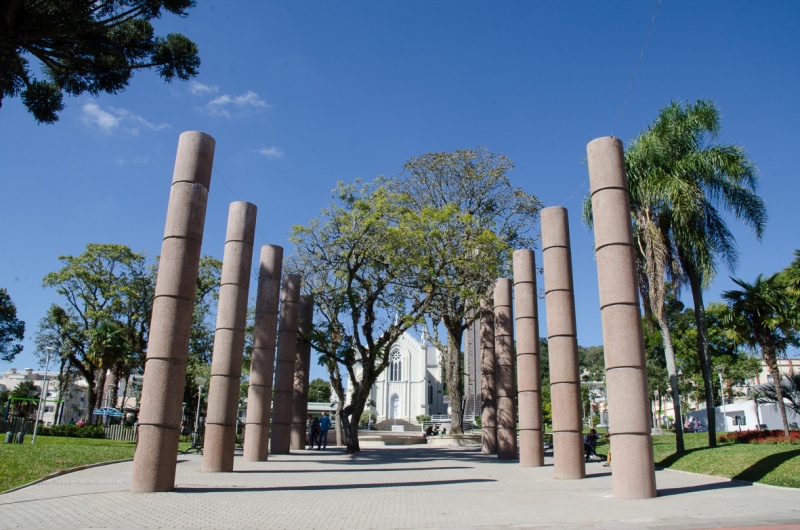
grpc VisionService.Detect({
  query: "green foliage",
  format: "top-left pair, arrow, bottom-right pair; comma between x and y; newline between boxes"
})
0,0 -> 200,123
719,430 -> 800,445
754,374 -> 800,417
9,381 -> 39,417
308,378 -> 331,402
289,179 -> 434,451
416,414 -> 431,422
39,424 -> 105,439
392,147 -> 541,434
0,288 -> 25,362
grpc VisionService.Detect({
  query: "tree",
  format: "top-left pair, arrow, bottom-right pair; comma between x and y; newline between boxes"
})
392,147 -> 541,434
722,274 -> 799,437
9,380 -> 39,418
289,180 -> 434,453
40,244 -> 154,421
754,373 -> 800,419
308,378 -> 331,403
608,100 -> 766,447
0,288 -> 25,361
1,0 -> 200,124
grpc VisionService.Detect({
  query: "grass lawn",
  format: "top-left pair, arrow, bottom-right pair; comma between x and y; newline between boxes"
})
651,432 -> 800,488
0,436 -> 137,492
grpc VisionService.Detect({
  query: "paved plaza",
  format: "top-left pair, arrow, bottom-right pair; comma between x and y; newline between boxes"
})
1,444 -> 799,529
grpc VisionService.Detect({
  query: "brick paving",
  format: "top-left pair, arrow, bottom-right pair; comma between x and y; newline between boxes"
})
1,445 -> 799,529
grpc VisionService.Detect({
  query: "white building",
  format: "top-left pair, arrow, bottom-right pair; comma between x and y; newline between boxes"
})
348,332 -> 447,422
0,367 -> 87,425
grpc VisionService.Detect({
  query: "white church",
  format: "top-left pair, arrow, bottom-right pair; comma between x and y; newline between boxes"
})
347,332 -> 448,422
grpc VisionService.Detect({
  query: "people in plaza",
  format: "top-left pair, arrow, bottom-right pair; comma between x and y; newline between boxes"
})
432,425 -> 440,436
584,428 -> 599,461
602,450 -> 611,467
308,416 -> 320,450
441,426 -> 447,435
425,425 -> 433,436
318,411 -> 331,449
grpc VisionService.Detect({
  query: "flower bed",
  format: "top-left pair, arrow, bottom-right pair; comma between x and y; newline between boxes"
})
718,430 -> 800,445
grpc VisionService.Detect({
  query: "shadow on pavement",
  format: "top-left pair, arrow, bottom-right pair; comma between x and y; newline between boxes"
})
233,465 -> 473,474
176,477 -> 496,494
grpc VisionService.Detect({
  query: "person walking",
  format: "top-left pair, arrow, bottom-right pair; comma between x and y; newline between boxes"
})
318,411 -> 331,449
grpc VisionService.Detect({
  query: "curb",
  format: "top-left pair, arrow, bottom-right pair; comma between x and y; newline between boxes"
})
1,458 -> 134,495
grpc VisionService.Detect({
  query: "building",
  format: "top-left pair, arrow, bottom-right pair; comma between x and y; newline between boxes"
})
349,331 -> 447,422
0,367 -> 87,425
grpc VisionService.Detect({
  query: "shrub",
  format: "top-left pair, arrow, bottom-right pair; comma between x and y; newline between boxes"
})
39,424 -> 106,439
416,414 -> 431,423
718,430 -> 800,445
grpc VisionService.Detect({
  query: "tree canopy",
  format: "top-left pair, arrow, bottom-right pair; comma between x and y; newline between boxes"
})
1,0 -> 200,123
0,287 -> 25,362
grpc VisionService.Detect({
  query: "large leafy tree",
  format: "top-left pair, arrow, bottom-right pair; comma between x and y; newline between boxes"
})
722,274 -> 800,437
392,147 -> 541,434
289,180 -> 435,453
0,288 -> 25,362
1,0 -> 200,124
39,244 -> 154,421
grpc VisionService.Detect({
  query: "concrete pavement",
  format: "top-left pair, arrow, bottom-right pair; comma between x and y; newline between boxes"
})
1,445 -> 798,529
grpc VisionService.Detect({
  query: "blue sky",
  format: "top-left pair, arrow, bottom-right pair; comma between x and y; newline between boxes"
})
2,1 -> 799,381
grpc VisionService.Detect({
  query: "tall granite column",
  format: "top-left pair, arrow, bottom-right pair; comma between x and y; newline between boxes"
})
131,131 -> 214,492
513,250 -> 543,467
243,245 -> 283,462
270,274 -> 301,454
291,295 -> 314,450
587,137 -> 657,499
202,201 -> 257,472
541,206 -> 585,480
480,297 -> 497,455
494,278 -> 517,460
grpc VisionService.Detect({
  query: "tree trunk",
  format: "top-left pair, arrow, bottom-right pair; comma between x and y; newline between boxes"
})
685,267 -> 717,447
92,370 -> 107,425
444,325 -> 464,434
657,316 -> 685,453
763,346 -> 791,438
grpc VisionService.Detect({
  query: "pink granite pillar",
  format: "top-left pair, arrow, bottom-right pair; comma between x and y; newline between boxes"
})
243,245 -> 283,462
270,274 -> 301,454
480,297 -> 497,455
202,201 -> 257,472
494,278 -> 517,460
587,137 -> 657,499
291,295 -> 314,450
541,206 -> 585,480
513,250 -> 543,467
131,131 -> 214,492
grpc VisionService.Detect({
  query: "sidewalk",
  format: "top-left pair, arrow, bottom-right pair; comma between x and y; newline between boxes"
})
1,445 -> 798,529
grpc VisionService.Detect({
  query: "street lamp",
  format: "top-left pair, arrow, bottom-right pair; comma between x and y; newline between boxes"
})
714,365 -> 728,432
193,375 -> 207,446
32,347 -> 55,444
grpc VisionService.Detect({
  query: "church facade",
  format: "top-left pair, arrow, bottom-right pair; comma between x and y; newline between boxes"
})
349,332 -> 447,422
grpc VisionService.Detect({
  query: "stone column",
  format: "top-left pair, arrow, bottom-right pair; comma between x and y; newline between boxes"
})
587,137 -> 657,499
131,131 -> 214,492
494,278 -> 517,460
270,274 -> 301,454
480,297 -> 497,455
291,295 -> 314,450
202,201 -> 257,472
513,250 -> 543,467
541,206 -> 585,480
243,245 -> 283,462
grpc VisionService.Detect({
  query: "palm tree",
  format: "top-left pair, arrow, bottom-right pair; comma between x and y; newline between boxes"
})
10,380 -> 40,418
754,373 -> 800,419
625,131 -> 687,453
627,100 -> 767,447
722,274 -> 799,437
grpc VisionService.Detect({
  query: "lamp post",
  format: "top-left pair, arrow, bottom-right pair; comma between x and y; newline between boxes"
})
714,365 -> 727,432
32,347 -> 55,444
193,375 -> 206,446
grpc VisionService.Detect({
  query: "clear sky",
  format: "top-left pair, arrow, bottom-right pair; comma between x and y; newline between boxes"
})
2,1 -> 799,382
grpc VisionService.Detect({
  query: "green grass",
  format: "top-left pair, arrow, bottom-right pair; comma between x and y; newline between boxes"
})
652,432 -> 800,488
0,436 -> 136,492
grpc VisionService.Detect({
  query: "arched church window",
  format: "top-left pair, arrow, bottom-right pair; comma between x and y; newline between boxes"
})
389,349 -> 403,382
